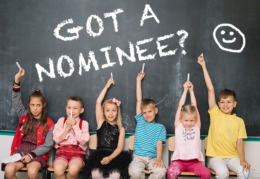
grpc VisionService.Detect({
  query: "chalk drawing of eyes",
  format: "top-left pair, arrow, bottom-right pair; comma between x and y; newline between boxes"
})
213,23 -> 246,53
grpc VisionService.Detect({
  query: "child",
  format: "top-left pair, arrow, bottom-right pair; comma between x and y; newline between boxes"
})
198,55 -> 250,179
128,71 -> 167,179
83,78 -> 132,179
167,81 -> 211,179
5,69 -> 54,179
53,96 -> 89,179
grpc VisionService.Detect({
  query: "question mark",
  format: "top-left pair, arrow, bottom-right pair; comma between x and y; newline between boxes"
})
177,30 -> 188,55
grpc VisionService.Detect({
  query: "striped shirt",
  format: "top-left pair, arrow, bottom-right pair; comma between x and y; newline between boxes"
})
133,113 -> 166,158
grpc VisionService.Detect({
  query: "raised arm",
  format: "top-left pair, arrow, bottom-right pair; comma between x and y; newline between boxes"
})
188,82 -> 201,128
96,78 -> 115,128
136,72 -> 145,116
12,69 -> 27,118
198,55 -> 216,110
175,82 -> 189,127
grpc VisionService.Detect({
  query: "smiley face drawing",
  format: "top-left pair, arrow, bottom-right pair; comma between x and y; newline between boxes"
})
213,23 -> 246,53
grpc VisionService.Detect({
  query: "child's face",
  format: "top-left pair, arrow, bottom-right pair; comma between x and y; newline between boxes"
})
29,97 -> 45,119
218,95 -> 237,115
104,103 -> 118,124
66,100 -> 84,118
141,105 -> 158,123
181,114 -> 196,129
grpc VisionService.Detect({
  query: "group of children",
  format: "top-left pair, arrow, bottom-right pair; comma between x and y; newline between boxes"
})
4,55 -> 250,179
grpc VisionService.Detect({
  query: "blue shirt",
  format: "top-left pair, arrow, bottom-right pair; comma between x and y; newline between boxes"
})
133,113 -> 166,158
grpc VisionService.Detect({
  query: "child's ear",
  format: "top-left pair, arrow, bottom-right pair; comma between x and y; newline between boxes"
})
233,101 -> 237,108
43,103 -> 46,108
80,108 -> 84,114
155,107 -> 158,114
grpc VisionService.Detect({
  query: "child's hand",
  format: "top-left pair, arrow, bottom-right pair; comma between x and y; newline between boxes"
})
15,69 -> 25,82
136,72 -> 145,81
197,55 -> 206,67
105,78 -> 115,88
21,155 -> 31,163
67,117 -> 76,126
188,81 -> 194,91
152,159 -> 164,168
65,119 -> 72,131
100,156 -> 112,165
183,81 -> 189,91
240,160 -> 251,172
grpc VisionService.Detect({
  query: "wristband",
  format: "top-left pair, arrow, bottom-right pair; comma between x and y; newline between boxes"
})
13,80 -> 20,86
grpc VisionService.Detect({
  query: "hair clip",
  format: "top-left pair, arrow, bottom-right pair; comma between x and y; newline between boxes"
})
35,89 -> 40,92
112,98 -> 121,106
181,105 -> 186,111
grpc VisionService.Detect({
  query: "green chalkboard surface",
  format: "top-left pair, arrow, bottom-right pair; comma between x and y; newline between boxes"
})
1,0 -> 260,135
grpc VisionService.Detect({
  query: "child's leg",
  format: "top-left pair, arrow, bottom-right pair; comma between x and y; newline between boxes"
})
128,155 -> 146,179
147,158 -> 166,179
185,160 -> 211,179
227,157 -> 250,179
53,159 -> 68,179
26,161 -> 41,179
166,160 -> 185,179
208,157 -> 229,179
109,171 -> 120,179
91,169 -> 104,179
67,159 -> 83,179
5,162 -> 24,179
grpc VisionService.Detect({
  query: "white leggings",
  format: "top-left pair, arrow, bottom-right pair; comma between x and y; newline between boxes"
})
208,157 -> 250,179
91,169 -> 120,179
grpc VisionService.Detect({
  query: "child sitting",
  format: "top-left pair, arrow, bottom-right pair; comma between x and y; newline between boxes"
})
83,77 -> 132,179
167,81 -> 211,179
198,55 -> 250,179
53,96 -> 89,179
128,71 -> 167,179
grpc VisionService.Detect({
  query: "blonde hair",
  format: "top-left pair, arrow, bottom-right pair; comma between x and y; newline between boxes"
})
180,105 -> 197,120
101,99 -> 122,130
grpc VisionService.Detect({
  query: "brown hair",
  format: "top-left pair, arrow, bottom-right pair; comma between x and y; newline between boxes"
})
219,89 -> 236,101
23,90 -> 48,135
101,99 -> 122,130
180,105 -> 197,120
67,96 -> 83,107
141,99 -> 156,109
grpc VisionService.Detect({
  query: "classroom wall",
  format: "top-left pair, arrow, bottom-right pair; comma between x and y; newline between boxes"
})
0,135 -> 259,179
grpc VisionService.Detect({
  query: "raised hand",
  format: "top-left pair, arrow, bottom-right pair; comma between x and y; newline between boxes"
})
136,72 -> 145,81
15,69 -> 25,83
106,78 -> 115,88
197,55 -> 206,67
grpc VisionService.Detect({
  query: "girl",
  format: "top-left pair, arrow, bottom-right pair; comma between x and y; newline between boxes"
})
167,81 -> 211,179
5,69 -> 54,179
52,96 -> 89,179
83,78 -> 132,179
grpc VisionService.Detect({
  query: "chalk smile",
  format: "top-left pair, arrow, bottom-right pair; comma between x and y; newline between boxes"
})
222,37 -> 236,43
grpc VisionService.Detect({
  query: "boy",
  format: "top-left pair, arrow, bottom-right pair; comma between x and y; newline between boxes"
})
128,71 -> 167,179
198,55 -> 250,179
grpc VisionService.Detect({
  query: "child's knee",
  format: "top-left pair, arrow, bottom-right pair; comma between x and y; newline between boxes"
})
5,164 -> 16,178
109,171 -> 120,179
153,167 -> 166,178
27,168 -> 38,178
167,165 -> 181,177
216,169 -> 229,179
200,169 -> 212,179
128,165 -> 143,178
54,165 -> 66,176
91,169 -> 103,179
67,164 -> 81,177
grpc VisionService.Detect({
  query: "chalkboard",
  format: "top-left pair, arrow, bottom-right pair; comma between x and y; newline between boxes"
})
1,0 -> 260,136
